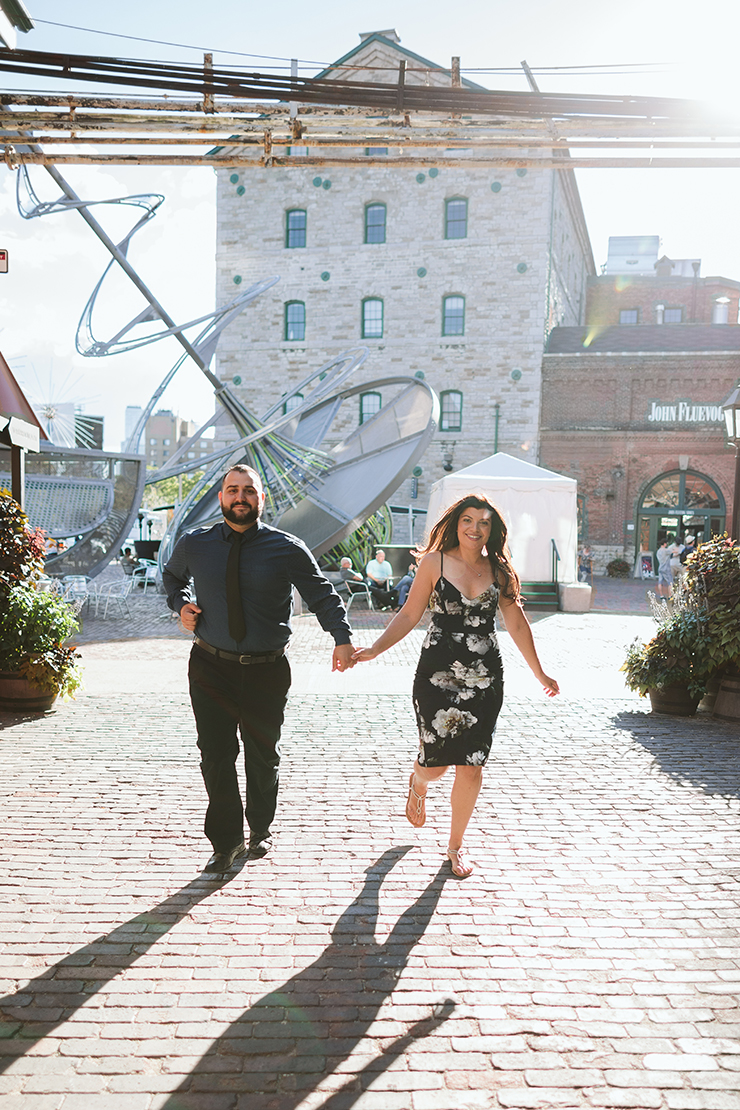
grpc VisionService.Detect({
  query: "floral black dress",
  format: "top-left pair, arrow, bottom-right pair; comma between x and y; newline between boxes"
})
412,562 -> 504,767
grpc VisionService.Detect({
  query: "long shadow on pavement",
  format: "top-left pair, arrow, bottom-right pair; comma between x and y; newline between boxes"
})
612,709 -> 740,799
0,866 -> 246,1069
162,846 -> 454,1110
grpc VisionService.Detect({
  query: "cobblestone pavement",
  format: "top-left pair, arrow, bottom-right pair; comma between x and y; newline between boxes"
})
2,582 -> 740,1109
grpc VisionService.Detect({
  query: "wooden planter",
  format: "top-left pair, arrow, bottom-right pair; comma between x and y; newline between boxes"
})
649,683 -> 701,717
0,672 -> 57,713
714,668 -> 740,722
698,672 -> 723,714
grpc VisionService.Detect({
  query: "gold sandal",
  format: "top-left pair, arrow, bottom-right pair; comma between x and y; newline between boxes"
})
405,773 -> 426,827
447,846 -> 473,878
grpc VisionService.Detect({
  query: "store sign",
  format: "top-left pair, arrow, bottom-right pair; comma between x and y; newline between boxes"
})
647,401 -> 724,424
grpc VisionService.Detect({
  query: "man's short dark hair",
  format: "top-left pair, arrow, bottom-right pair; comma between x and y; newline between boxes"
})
221,463 -> 262,489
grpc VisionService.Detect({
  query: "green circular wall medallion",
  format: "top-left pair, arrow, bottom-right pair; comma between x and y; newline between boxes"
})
412,465 -> 423,477
236,185 -> 245,196
416,173 -> 426,183
320,271 -> 330,282
517,262 -> 528,273
233,275 -> 242,284
510,368 -> 523,381
417,267 -> 427,278
312,176 -> 322,187
491,181 -> 502,192
414,370 -> 425,379
429,167 -> 439,178
322,179 -> 332,189
232,375 -> 242,385
516,167 -> 527,177
229,174 -> 239,184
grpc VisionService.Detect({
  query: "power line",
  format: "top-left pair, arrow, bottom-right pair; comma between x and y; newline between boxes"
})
34,20 -> 672,80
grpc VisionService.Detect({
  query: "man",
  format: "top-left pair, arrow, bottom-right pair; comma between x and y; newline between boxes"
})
365,548 -> 398,610
339,557 -> 366,593
163,464 -> 354,872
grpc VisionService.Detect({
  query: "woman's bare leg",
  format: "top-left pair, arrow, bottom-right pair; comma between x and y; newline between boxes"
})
449,766 -> 483,850
406,762 -> 446,826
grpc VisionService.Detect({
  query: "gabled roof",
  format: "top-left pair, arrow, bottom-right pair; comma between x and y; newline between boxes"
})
315,32 -> 488,91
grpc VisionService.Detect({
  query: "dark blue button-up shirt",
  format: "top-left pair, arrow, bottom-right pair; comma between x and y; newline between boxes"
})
163,520 -> 352,653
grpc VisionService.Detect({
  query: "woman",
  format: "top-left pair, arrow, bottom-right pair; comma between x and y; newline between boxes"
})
353,496 -> 559,878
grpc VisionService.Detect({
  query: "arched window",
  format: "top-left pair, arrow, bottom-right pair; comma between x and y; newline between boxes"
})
359,391 -> 382,425
362,298 -> 384,338
286,208 -> 307,248
440,390 -> 463,432
284,301 -> 305,341
282,392 -> 304,414
365,203 -> 386,244
442,295 -> 465,336
445,197 -> 468,239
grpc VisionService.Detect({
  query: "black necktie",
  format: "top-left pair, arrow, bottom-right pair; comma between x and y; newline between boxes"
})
226,530 -> 246,643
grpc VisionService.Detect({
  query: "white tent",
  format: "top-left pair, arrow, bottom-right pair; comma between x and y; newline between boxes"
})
425,452 -> 578,582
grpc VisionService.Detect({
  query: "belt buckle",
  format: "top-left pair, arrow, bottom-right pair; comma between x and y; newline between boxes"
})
238,653 -> 253,665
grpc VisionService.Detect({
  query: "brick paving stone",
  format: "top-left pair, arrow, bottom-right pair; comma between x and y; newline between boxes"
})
2,609 -> 740,1107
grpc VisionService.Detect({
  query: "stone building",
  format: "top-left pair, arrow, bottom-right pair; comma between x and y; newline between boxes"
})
540,253 -> 740,573
213,30 -> 595,510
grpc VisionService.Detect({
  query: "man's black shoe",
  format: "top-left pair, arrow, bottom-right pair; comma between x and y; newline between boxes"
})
248,833 -> 273,858
203,840 -> 247,873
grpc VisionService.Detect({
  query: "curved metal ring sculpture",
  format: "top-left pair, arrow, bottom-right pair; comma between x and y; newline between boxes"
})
14,155 -> 439,574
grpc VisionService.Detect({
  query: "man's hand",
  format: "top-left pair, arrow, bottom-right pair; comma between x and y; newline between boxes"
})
332,643 -> 355,672
179,602 -> 202,633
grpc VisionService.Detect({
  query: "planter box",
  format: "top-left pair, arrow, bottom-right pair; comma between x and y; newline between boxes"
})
558,582 -> 592,612
0,672 -> 57,713
649,684 -> 701,717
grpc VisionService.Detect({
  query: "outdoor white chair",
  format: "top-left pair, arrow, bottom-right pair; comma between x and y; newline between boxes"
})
97,578 -> 134,619
132,560 -> 159,595
338,579 -> 375,613
61,575 -> 95,613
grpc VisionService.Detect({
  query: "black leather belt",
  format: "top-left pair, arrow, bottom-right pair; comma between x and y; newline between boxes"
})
194,636 -> 284,665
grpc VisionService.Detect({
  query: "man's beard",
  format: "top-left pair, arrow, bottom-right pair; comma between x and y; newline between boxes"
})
222,503 -> 260,527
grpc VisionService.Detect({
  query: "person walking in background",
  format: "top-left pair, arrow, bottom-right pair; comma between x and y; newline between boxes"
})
578,544 -> 592,583
365,548 -> 398,610
656,538 -> 673,598
353,495 -> 558,879
668,536 -> 685,583
163,464 -> 354,873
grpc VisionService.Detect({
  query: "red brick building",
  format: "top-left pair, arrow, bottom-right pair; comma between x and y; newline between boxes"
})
540,321 -> 739,574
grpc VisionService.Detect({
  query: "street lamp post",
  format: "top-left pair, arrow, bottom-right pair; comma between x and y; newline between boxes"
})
721,383 -> 740,542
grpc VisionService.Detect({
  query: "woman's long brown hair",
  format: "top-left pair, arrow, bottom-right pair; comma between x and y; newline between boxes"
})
415,495 -> 520,600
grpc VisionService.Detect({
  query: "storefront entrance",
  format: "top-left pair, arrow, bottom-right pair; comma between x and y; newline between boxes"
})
636,469 -> 725,562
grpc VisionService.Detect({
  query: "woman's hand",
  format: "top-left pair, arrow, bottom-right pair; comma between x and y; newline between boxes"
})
352,646 -> 379,664
539,673 -> 559,697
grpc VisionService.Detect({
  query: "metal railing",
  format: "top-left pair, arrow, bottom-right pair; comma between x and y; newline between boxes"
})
551,539 -> 561,584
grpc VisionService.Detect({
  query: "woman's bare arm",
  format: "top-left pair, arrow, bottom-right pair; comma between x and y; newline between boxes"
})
498,591 -> 559,697
352,553 -> 440,661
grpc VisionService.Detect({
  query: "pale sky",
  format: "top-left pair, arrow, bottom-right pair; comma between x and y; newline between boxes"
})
2,0 -> 740,448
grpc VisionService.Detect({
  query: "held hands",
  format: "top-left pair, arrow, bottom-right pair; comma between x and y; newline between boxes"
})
179,603 -> 202,633
352,646 -> 379,664
332,644 -> 356,672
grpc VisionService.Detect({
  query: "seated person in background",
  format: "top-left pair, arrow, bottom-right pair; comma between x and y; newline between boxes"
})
339,557 -> 366,594
365,548 -> 398,610
395,562 -> 416,608
120,547 -> 138,573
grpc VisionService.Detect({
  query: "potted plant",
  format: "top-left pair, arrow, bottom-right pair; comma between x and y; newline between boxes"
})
0,490 -> 82,712
606,557 -> 631,578
681,535 -> 740,716
622,608 -> 712,715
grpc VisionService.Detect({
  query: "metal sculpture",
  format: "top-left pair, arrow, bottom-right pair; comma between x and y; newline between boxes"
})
12,147 -> 439,575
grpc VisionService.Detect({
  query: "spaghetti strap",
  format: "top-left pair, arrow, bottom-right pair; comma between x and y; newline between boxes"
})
440,550 -> 444,575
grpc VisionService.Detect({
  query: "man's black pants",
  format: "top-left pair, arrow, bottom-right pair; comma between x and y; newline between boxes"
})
188,645 -> 291,851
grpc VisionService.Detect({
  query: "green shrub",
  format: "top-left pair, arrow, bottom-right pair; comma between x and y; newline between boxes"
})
0,586 -> 82,698
606,558 -> 631,578
622,608 -> 712,699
